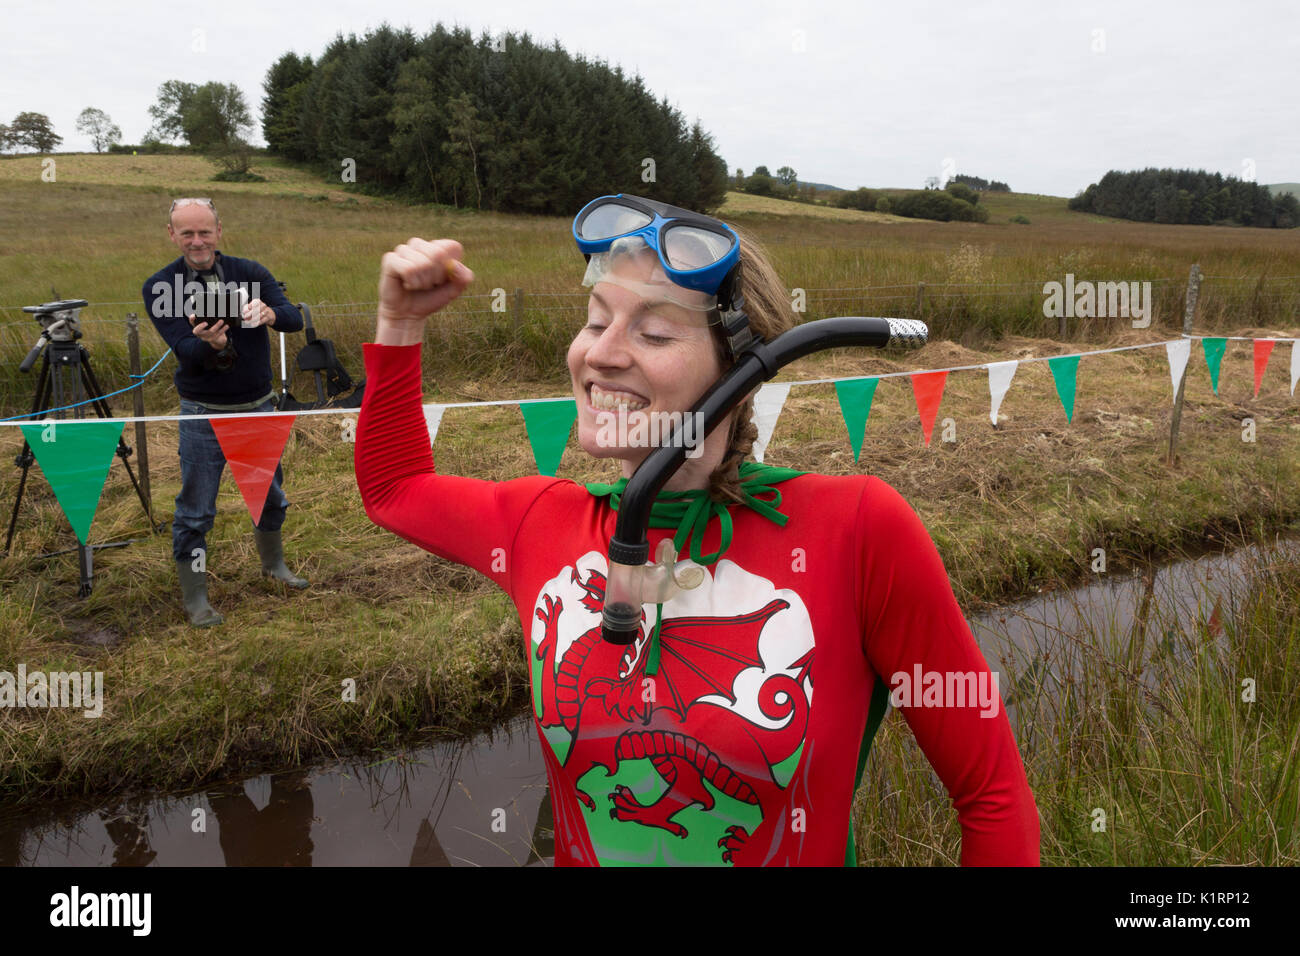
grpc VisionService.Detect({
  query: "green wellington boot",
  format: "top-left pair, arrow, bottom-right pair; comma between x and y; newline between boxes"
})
254,529 -> 309,589
176,559 -> 223,627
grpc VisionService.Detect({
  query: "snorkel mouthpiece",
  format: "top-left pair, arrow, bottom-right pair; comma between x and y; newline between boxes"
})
599,315 -> 929,645
602,538 -> 705,644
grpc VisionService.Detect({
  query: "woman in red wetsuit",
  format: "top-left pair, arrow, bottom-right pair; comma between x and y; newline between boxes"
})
354,196 -> 1040,866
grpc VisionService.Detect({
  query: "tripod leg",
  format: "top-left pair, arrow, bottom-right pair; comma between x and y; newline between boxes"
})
4,354 -> 54,554
78,540 -> 94,598
4,441 -> 35,555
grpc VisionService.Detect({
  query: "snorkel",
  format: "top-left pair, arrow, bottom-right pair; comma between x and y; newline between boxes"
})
600,313 -> 927,644
571,194 -> 928,645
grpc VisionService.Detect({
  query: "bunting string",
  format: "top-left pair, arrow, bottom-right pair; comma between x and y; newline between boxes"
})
0,337 -> 1229,427
1,334 -> 1295,543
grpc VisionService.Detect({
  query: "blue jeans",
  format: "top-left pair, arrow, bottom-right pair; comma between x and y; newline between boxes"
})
173,397 -> 290,562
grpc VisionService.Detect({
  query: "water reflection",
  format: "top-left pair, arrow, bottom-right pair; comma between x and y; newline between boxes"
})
969,536 -> 1298,730
0,715 -> 551,867
209,770 -> 313,866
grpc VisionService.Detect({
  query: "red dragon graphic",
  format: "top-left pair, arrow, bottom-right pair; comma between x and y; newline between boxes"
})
534,566 -> 813,865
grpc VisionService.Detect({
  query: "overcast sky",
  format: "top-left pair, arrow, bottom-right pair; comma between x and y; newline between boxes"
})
3,0 -> 1297,196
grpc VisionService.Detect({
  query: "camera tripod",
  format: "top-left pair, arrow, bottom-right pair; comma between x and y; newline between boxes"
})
4,299 -> 159,597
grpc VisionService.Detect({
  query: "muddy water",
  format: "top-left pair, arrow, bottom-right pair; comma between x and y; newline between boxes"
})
0,716 -> 552,867
2,537 -> 1292,867
969,536 -> 1297,720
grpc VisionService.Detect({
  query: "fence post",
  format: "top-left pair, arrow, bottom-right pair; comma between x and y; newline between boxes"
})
512,288 -> 523,334
915,282 -> 925,321
125,313 -> 153,517
1166,264 -> 1202,466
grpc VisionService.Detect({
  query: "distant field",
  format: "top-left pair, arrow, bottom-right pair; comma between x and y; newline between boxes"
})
0,152 -> 363,201
718,190 -> 911,223
2,155 -> 1297,413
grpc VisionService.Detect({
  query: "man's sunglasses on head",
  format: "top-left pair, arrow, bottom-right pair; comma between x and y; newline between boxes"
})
170,198 -> 217,214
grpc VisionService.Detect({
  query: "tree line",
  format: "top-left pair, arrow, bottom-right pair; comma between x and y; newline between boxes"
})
952,173 -> 1009,192
730,165 -> 822,202
833,181 -> 990,222
1070,168 -> 1299,228
0,108 -> 128,154
261,24 -> 728,214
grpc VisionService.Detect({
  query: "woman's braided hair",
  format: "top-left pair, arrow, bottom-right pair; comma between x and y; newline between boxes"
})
706,227 -> 795,504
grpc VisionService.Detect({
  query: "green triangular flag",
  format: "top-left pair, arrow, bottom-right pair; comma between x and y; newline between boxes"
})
1202,337 -> 1227,394
834,377 -> 879,462
19,420 -> 124,544
519,399 -> 576,477
1047,355 -> 1080,423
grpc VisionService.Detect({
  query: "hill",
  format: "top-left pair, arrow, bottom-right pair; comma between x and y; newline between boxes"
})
718,190 -> 910,222
0,151 -> 365,202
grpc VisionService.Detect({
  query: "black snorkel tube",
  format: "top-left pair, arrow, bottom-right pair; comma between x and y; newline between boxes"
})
600,314 -> 929,644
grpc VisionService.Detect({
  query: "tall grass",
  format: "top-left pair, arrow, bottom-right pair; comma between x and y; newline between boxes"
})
2,166 -> 1299,417
853,537 -> 1300,865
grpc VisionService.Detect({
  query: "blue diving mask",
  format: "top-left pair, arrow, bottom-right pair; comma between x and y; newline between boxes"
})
573,194 -> 756,360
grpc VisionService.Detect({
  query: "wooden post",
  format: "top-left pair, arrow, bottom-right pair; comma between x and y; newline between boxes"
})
125,313 -> 153,516
1166,264 -> 1202,466
915,282 -> 925,320
512,288 -> 523,333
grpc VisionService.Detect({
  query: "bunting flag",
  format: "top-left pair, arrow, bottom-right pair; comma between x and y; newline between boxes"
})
1201,337 -> 1227,394
1165,339 -> 1191,404
5,338 -> 1289,493
422,404 -> 446,446
1291,341 -> 1300,397
751,383 -> 791,463
18,420 -> 124,544
834,377 -> 879,461
910,371 -> 948,446
1253,339 -> 1276,397
519,399 -> 576,477
210,414 -> 297,524
1047,355 -> 1081,422
986,361 -> 1017,426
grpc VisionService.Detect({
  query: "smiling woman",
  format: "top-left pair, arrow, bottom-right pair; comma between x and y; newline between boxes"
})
354,195 -> 1040,867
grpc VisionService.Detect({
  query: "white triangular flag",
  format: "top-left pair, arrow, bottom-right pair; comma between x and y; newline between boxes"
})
1291,340 -> 1299,397
422,404 -> 446,446
1165,339 -> 1191,403
987,361 -> 1017,425
750,383 -> 791,463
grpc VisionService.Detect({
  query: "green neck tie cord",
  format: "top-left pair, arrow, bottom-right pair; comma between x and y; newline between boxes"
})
585,461 -> 804,674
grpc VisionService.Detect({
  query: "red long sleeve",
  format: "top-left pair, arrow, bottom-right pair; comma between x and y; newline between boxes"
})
354,342 -> 563,591
353,342 -> 1040,865
856,478 -> 1041,865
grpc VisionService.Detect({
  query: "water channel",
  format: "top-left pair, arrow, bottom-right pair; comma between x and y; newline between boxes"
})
2,536 -> 1293,866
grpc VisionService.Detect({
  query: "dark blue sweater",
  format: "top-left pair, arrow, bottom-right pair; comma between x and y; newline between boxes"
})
142,252 -> 304,404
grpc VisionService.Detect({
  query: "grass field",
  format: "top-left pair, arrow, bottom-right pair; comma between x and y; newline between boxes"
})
1,153 -> 1297,864
2,152 -> 1298,409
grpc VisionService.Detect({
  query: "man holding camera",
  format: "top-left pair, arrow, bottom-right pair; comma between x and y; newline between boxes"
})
142,198 -> 308,628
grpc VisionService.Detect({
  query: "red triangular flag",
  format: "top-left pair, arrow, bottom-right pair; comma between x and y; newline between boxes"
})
910,371 -> 948,446
1253,339 -> 1276,397
209,413 -> 296,524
